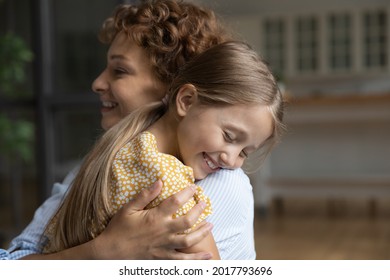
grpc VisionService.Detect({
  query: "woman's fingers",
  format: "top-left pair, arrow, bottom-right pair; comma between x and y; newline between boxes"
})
174,221 -> 214,249
157,184 -> 197,215
122,180 -> 163,213
166,199 -> 207,233
150,183 -> 211,237
167,250 -> 213,260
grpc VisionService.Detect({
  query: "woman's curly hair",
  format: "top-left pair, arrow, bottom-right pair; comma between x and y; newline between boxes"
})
99,0 -> 231,83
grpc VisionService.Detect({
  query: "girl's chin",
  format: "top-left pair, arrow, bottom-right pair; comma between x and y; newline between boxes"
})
193,170 -> 208,181
194,175 -> 205,181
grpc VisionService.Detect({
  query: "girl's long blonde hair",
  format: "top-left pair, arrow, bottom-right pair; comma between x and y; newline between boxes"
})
43,41 -> 285,253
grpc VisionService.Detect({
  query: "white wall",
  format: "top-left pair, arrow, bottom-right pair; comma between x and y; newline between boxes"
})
196,0 -> 389,16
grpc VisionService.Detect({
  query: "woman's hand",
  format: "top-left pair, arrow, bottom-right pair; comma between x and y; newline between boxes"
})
90,180 -> 214,260
22,180 -> 212,260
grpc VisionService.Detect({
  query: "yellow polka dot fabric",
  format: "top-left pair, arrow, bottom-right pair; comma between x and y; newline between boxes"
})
110,131 -> 212,232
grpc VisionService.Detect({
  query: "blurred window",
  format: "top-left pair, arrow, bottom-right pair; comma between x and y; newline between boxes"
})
363,10 -> 387,69
263,18 -> 286,79
0,0 -> 37,237
296,16 -> 319,73
52,1 -> 114,93
328,13 -> 352,71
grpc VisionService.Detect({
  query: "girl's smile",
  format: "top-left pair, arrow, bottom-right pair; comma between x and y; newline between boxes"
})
203,152 -> 221,172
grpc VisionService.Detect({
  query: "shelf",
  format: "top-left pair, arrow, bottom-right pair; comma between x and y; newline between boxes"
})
287,93 -> 390,106
267,177 -> 390,198
283,93 -> 390,124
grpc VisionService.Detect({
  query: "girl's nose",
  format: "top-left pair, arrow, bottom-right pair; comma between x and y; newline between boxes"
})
219,150 -> 244,169
91,69 -> 108,94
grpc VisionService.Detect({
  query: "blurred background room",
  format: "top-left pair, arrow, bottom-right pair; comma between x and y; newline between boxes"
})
1,0 -> 389,259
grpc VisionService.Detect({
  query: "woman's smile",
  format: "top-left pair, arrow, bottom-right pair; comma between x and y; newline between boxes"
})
100,100 -> 119,113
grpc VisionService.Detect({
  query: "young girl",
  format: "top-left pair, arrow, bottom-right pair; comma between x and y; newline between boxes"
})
43,41 -> 285,259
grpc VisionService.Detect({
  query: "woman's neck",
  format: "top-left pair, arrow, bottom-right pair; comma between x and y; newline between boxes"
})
147,112 -> 180,159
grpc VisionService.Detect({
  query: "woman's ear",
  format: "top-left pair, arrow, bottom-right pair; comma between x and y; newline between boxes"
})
176,84 -> 198,117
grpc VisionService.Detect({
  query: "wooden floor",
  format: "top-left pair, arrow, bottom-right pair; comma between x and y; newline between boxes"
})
253,198 -> 390,260
2,195 -> 390,260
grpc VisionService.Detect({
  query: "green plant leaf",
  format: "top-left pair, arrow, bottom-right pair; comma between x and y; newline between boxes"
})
0,33 -> 34,97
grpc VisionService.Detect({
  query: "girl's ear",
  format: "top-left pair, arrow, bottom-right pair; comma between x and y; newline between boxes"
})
176,84 -> 198,117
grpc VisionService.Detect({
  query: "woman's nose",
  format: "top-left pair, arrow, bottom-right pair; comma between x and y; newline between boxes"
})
91,69 -> 108,94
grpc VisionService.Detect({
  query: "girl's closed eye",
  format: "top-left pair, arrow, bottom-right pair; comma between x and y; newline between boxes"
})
224,131 -> 235,143
239,149 -> 249,158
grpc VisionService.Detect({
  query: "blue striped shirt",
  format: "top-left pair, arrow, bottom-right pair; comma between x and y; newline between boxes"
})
1,167 -> 256,260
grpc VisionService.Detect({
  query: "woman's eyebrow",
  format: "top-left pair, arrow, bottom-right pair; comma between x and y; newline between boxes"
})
109,54 -> 128,61
108,54 -> 136,72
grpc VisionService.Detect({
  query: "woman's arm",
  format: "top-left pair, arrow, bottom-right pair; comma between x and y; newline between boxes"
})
5,167 -> 78,260
17,181 -> 212,260
179,231 -> 220,260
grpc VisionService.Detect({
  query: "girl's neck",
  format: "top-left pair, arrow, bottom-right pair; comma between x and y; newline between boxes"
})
147,112 -> 180,159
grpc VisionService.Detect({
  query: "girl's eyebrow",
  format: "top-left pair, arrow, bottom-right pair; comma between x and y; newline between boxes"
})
225,124 -> 247,138
226,124 -> 264,150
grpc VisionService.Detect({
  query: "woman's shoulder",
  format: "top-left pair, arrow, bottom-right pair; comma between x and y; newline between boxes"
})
197,168 -> 253,216
197,168 -> 251,191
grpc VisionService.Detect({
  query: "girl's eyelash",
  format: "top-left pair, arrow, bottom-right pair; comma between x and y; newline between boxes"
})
224,131 -> 234,142
224,131 -> 248,158
240,150 -> 248,158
